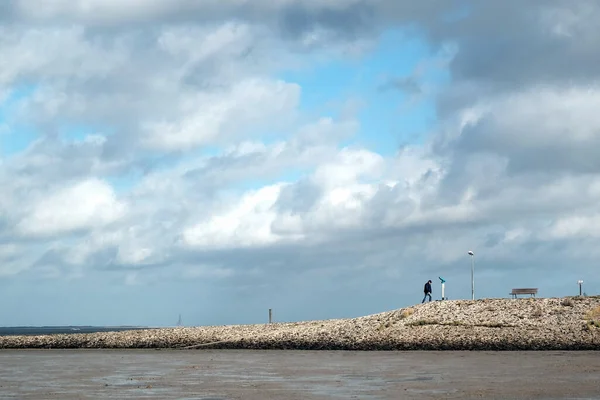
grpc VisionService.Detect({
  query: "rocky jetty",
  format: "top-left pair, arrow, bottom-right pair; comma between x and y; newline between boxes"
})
2,297 -> 600,350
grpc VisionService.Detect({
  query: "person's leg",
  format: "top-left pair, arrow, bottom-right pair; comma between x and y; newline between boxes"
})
422,294 -> 426,303
427,293 -> 432,302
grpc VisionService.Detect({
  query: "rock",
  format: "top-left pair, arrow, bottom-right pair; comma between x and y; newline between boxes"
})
1,297 -> 599,350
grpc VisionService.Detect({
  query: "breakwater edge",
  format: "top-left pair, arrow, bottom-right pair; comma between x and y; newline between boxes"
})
2,297 -> 600,350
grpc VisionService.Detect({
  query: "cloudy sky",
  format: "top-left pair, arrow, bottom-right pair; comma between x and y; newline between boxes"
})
1,0 -> 598,327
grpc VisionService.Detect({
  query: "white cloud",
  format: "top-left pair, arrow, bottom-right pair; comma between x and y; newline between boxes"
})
176,146 -> 438,249
13,0 -> 371,25
546,215 -> 600,240
17,178 -> 125,237
157,22 -> 254,62
142,78 -> 301,151
0,25 -> 128,88
182,184 -> 298,249
466,86 -> 600,145
313,148 -> 385,188
2,0 -> 600,326
15,0 -> 182,22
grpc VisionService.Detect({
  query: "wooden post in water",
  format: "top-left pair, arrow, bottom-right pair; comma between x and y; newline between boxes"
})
269,308 -> 272,324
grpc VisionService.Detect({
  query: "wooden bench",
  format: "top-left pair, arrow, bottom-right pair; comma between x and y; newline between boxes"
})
510,288 -> 538,299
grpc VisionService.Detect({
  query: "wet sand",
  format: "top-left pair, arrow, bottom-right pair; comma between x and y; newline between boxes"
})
0,350 -> 599,399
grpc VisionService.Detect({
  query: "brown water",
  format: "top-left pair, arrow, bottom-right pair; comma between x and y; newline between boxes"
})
0,350 -> 599,399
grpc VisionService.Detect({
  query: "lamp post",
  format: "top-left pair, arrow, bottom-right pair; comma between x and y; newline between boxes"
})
468,251 -> 475,300
578,280 -> 584,297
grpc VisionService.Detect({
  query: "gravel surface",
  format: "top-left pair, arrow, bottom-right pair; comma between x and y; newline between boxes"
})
1,297 -> 600,350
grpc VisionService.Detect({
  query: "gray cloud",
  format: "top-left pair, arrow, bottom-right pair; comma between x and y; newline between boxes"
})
425,1 -> 600,119
273,179 -> 322,215
1,0 -> 600,326
442,2 -> 600,85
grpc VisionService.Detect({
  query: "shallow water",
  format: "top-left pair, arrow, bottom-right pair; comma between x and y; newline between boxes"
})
0,350 -> 599,399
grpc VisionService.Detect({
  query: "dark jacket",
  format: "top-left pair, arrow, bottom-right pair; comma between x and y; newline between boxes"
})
424,282 -> 432,294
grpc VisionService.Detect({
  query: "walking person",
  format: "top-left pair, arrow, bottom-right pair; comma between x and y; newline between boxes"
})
422,280 -> 432,303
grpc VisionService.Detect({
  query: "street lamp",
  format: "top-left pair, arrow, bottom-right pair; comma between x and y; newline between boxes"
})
468,250 -> 475,300
578,280 -> 584,297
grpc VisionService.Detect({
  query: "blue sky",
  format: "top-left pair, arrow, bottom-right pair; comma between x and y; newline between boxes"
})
0,28 -> 442,195
0,85 -> 38,155
281,29 -> 445,154
1,28 -> 442,174
0,1 -> 599,327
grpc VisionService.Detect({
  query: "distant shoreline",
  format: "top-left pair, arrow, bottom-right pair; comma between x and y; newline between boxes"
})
1,297 -> 599,350
0,326 -> 149,337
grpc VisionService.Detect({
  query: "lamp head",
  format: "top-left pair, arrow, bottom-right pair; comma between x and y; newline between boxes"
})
468,250 -> 474,256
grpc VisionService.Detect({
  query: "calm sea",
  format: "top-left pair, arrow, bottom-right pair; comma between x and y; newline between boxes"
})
0,326 -> 149,336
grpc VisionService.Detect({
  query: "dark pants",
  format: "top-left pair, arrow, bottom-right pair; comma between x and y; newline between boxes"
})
422,292 -> 432,303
